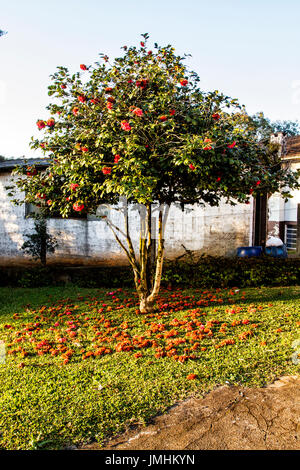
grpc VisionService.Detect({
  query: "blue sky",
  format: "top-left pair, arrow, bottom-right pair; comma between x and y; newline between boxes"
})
1,0 -> 300,158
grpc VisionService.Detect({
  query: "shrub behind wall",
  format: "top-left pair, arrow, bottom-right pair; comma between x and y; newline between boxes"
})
162,256 -> 300,288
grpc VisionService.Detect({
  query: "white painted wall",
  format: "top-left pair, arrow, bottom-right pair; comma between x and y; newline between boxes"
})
0,171 -> 253,265
268,162 -> 300,224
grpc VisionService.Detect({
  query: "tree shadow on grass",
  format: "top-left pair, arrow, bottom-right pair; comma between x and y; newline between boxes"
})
0,285 -> 299,321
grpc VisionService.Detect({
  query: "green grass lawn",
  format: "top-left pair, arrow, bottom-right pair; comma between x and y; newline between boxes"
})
0,285 -> 299,450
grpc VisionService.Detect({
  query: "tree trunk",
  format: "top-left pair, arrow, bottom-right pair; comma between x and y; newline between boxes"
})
138,204 -> 166,313
105,200 -> 169,314
139,294 -> 155,314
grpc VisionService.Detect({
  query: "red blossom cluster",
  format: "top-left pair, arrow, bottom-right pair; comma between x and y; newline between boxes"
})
47,118 -> 55,128
73,202 -> 84,212
121,121 -> 131,131
227,141 -> 237,149
36,120 -> 46,130
131,107 -> 143,117
102,166 -> 112,175
37,119 -> 55,130
203,138 -> 212,150
78,95 -> 86,103
135,79 -> 148,90
26,167 -> 37,177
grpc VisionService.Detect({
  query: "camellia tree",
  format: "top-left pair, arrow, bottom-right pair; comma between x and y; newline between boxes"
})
11,34 -> 300,312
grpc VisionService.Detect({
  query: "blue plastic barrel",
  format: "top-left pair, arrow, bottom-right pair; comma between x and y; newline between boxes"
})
237,246 -> 263,257
264,245 -> 287,258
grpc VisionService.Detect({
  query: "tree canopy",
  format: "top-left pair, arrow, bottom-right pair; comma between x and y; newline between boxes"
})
11,34 -> 300,312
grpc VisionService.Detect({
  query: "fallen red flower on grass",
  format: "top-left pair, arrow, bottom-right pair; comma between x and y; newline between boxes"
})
186,373 -> 197,380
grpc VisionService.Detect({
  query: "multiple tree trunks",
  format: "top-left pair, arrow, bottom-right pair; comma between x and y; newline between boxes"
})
107,201 -> 168,313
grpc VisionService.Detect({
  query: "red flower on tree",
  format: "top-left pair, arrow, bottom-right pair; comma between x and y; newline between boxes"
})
121,121 -> 131,131
228,141 -> 237,148
180,79 -> 188,86
70,183 -> 79,191
78,95 -> 86,103
37,120 -> 46,130
72,107 -> 79,116
102,166 -> 112,175
136,79 -> 148,89
203,138 -> 212,150
47,119 -> 55,128
80,64 -> 87,70
189,164 -> 195,170
132,107 -> 143,117
26,167 -> 37,177
73,202 -> 84,212
114,154 -> 121,163
212,113 -> 220,121
159,115 -> 167,122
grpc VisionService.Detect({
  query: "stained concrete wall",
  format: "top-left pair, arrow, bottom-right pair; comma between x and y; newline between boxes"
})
0,172 -> 253,266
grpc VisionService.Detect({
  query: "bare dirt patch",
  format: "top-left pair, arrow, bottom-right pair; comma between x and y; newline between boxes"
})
82,375 -> 300,450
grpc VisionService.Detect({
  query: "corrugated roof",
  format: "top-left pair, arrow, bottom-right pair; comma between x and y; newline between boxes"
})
0,158 -> 50,173
284,136 -> 300,157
